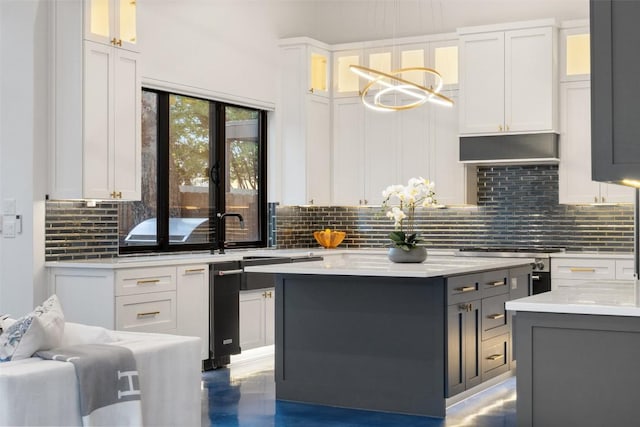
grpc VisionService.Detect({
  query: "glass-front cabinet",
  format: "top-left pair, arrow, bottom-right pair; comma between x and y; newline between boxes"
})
85,0 -> 137,51
560,22 -> 590,82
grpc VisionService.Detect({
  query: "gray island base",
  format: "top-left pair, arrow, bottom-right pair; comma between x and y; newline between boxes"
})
243,252 -> 534,418
275,274 -> 447,417
506,280 -> 640,427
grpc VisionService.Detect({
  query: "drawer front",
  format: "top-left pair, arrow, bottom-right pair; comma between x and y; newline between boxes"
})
482,334 -> 510,381
551,258 -> 615,281
447,273 -> 482,304
481,293 -> 509,340
116,291 -> 177,333
116,267 -> 176,296
481,269 -> 509,297
616,260 -> 635,281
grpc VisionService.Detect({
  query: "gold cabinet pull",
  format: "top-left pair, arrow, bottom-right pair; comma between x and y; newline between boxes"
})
137,311 -> 160,318
110,191 -> 122,199
489,281 -> 505,287
570,267 -> 596,273
111,37 -> 118,45
137,279 -> 160,285
267,291 -> 273,298
498,124 -> 503,131
488,313 -> 505,320
487,354 -> 504,361
455,286 -> 476,293
116,39 -> 122,47
185,268 -> 205,273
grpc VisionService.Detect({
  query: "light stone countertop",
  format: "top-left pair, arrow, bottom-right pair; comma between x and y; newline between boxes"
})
44,248 -> 459,269
243,253 -> 533,278
506,280 -> 640,316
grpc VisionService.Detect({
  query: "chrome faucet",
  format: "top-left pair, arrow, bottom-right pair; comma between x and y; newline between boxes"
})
216,212 -> 244,254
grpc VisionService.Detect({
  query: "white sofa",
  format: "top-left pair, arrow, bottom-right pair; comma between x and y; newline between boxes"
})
0,322 -> 202,426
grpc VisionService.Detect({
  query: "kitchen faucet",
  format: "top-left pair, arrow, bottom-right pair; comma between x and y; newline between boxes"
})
216,212 -> 244,254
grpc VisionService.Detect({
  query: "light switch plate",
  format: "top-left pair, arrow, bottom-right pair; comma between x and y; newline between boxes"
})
2,199 -> 16,215
2,215 -> 15,238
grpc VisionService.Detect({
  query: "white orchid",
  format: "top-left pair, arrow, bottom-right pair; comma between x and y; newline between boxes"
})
381,177 -> 437,250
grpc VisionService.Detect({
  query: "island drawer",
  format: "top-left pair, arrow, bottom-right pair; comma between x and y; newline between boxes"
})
481,293 -> 509,340
116,291 -> 177,333
481,334 -> 510,381
447,273 -> 482,304
115,267 -> 177,296
481,269 -> 509,298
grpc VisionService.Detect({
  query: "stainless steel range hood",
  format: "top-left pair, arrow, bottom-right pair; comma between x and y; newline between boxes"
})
459,133 -> 559,164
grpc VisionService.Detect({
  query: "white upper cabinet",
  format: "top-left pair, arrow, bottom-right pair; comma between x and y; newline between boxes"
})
558,81 -> 632,204
332,97 -> 365,205
459,22 -> 558,135
279,39 -> 332,205
49,0 -> 141,200
84,0 -> 137,51
560,22 -> 590,82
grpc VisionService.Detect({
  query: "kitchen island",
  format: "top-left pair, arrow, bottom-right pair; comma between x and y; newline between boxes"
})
245,253 -> 533,418
506,280 -> 639,427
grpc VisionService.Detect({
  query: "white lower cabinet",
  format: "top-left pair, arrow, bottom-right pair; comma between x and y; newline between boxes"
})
239,288 -> 275,351
551,256 -> 633,289
48,263 -> 209,360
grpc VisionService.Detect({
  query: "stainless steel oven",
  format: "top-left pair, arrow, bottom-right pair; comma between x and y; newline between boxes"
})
456,247 -> 564,295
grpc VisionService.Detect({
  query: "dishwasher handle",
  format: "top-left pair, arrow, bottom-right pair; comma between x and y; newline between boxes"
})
214,269 -> 244,276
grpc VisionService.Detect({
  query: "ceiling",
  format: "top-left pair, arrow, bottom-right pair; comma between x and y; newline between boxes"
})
272,0 -> 589,44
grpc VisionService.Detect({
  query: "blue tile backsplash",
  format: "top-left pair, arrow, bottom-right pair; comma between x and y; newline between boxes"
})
45,165 -> 635,261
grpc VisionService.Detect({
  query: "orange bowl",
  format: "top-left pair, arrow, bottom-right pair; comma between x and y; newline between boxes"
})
313,229 -> 346,248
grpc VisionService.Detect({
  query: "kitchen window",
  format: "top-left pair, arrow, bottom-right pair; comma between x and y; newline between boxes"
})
118,89 -> 268,253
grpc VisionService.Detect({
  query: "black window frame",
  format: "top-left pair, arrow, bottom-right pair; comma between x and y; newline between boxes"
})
119,88 -> 268,255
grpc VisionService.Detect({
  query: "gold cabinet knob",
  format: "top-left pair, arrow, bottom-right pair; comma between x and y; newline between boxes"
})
499,125 -> 503,131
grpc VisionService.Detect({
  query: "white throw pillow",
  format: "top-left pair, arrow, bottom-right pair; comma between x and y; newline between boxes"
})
0,295 -> 65,362
60,322 -> 115,346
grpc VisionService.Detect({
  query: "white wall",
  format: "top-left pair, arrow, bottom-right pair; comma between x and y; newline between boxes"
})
138,0 -> 282,109
0,0 -> 49,314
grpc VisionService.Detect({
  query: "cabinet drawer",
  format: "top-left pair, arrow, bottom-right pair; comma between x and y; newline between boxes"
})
481,269 -> 509,297
551,258 -> 615,280
447,273 -> 482,304
116,291 -> 177,333
482,334 -> 510,381
115,267 -> 176,296
481,293 -> 509,340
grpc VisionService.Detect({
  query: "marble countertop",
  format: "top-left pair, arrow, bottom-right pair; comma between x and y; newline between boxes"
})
243,253 -> 533,278
44,248 -> 459,269
506,280 -> 640,316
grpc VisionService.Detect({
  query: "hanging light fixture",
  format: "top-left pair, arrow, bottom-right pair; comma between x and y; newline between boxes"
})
350,0 -> 453,111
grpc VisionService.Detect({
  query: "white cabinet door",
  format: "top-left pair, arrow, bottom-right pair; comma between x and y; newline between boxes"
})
430,92 -> 470,205
559,81 -> 633,205
559,81 -> 600,204
459,25 -> 556,135
84,41 -> 113,199
113,48 -> 141,200
332,97 -> 365,205
398,97 -> 430,186
83,41 -> 141,200
505,27 -> 555,132
177,265 -> 209,360
280,42 -> 331,205
459,31 -> 505,134
306,95 -> 331,205
239,290 -> 266,351
364,108 -> 397,205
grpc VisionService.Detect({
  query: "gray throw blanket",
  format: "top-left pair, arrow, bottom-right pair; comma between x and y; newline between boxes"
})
37,344 -> 143,426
